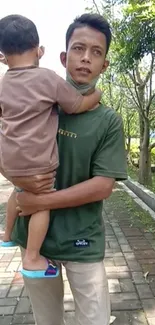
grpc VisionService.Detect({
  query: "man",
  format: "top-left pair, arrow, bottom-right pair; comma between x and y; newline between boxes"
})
11,13 -> 127,325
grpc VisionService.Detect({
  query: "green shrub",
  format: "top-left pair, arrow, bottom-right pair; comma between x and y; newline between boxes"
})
152,148 -> 155,164
130,143 -> 139,160
129,143 -> 155,164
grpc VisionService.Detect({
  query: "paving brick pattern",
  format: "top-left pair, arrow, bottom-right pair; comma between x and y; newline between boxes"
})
0,176 -> 155,325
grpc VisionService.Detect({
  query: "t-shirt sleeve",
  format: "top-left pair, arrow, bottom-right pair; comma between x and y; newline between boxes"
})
41,69 -> 83,114
91,112 -> 127,181
56,76 -> 83,114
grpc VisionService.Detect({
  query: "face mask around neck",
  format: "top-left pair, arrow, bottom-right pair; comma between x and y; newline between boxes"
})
66,72 -> 99,95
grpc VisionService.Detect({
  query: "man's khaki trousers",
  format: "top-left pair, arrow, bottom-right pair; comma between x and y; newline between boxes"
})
21,250 -> 110,325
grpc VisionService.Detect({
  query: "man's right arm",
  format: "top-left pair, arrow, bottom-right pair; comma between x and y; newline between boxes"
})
16,176 -> 115,216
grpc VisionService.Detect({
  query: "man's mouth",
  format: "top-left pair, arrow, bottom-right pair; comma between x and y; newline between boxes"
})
76,67 -> 91,74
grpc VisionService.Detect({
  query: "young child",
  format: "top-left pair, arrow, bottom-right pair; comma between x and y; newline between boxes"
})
0,15 -> 101,279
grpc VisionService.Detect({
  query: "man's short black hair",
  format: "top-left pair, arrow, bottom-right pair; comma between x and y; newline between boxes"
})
0,14 -> 39,55
66,13 -> 112,54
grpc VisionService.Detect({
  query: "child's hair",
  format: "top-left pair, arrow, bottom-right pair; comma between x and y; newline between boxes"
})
0,14 -> 39,55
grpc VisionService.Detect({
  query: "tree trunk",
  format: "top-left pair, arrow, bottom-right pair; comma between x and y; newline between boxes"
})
138,118 -> 152,185
126,136 -> 131,156
127,109 -> 131,154
139,112 -> 144,150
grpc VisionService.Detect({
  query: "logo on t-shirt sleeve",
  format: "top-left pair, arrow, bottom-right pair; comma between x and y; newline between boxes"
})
74,239 -> 90,247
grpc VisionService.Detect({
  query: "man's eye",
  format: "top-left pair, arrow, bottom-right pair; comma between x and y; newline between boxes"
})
94,50 -> 102,56
74,46 -> 83,51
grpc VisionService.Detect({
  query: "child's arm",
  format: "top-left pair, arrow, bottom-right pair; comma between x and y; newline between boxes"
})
53,72 -> 101,114
75,89 -> 101,113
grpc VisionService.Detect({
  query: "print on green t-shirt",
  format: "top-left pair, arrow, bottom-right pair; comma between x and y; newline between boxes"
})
12,105 -> 127,262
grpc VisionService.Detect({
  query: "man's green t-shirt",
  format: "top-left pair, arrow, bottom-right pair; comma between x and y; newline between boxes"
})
12,105 -> 127,262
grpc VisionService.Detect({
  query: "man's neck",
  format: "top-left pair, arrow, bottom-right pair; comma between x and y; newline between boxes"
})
66,72 -> 100,111
66,72 -> 99,95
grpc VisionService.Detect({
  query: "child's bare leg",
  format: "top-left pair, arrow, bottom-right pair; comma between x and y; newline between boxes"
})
23,210 -> 49,270
10,174 -> 55,272
0,168 -> 17,242
3,190 -> 18,242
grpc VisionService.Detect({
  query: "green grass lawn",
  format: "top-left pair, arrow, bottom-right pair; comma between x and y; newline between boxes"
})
127,165 -> 155,194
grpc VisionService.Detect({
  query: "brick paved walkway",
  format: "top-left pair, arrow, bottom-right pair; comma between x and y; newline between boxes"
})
0,176 -> 155,325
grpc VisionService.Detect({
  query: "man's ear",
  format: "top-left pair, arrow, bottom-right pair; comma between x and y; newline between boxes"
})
60,52 -> 67,68
0,53 -> 7,65
101,59 -> 109,73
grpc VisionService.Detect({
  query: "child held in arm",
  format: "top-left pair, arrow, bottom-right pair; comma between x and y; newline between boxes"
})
0,15 -> 101,279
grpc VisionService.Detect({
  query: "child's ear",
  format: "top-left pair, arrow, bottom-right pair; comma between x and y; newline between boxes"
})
0,53 -> 7,65
38,46 -> 45,60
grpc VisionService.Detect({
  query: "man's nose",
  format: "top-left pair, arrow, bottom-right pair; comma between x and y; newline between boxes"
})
81,49 -> 91,63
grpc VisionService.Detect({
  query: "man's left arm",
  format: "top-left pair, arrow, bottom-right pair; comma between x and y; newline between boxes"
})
17,112 -> 127,216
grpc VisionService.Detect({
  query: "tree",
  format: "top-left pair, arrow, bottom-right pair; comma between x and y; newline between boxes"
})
86,0 -> 155,185
114,0 -> 155,185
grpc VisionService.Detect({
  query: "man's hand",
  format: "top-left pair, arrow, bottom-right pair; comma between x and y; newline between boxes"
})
16,191 -> 41,216
12,172 -> 56,194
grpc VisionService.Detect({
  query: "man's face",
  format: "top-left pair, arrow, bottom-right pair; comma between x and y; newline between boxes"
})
61,26 -> 109,84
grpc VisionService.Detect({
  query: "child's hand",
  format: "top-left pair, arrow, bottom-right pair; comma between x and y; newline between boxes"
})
94,88 -> 102,102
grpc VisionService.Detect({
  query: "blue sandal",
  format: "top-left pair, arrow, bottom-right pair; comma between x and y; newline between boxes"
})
0,241 -> 17,248
21,259 -> 59,279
